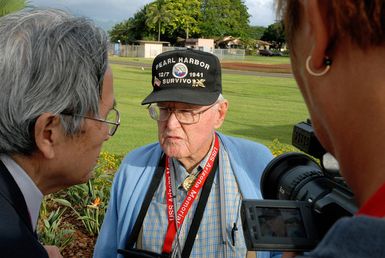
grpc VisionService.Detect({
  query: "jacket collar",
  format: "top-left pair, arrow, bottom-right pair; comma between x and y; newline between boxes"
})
0,160 -> 33,232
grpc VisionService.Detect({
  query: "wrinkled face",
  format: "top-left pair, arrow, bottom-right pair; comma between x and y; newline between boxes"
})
157,101 -> 227,165
61,67 -> 115,185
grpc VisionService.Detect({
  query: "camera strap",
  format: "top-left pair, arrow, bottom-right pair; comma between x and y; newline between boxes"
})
124,153 -> 166,249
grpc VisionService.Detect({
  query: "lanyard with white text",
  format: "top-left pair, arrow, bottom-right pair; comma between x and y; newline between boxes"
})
162,134 -> 220,254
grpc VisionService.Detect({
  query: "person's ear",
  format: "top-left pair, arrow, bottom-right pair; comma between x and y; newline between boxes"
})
34,113 -> 63,159
305,0 -> 330,69
214,100 -> 228,129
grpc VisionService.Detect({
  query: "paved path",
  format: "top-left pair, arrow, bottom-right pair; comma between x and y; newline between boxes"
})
109,60 -> 293,78
221,68 -> 293,78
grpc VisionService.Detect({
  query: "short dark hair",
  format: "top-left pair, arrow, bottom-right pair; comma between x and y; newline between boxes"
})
277,0 -> 385,49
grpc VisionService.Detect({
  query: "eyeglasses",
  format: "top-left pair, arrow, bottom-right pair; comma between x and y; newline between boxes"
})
148,103 -> 217,125
61,107 -> 120,136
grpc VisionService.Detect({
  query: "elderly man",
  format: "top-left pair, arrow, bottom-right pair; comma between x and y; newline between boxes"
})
94,49 -> 273,258
0,9 -> 119,257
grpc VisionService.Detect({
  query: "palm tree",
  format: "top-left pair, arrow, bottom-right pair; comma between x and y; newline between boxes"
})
0,0 -> 28,17
146,0 -> 171,41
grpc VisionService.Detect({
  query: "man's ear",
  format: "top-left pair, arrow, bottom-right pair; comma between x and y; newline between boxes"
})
305,0 -> 330,69
214,100 -> 228,129
34,113 -> 63,159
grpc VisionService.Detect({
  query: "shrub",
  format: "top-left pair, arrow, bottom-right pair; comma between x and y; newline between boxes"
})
268,138 -> 298,156
38,151 -> 121,248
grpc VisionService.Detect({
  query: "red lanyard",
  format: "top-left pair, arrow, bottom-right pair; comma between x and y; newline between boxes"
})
162,134 -> 219,254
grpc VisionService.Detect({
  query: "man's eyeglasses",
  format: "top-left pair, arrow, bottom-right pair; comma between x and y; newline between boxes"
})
61,107 -> 120,136
147,103 -> 217,125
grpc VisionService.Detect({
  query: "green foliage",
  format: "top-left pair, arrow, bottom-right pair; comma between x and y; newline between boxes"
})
0,0 -> 27,17
56,158 -> 115,236
261,21 -> 286,49
109,5 -> 153,43
145,0 -> 201,41
109,19 -> 133,44
249,25 -> 267,40
146,0 -> 172,41
166,0 -> 201,39
199,0 -> 250,38
268,138 -> 298,156
112,0 -> 255,44
130,6 -> 154,41
38,204 -> 75,250
39,152 -> 119,242
243,25 -> 268,53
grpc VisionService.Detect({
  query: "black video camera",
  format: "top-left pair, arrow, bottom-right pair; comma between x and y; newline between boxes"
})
241,120 -> 357,252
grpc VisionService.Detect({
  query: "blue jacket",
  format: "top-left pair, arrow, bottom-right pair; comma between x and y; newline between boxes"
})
94,133 -> 275,258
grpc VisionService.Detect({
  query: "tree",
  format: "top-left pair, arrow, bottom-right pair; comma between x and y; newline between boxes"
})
129,5 -> 154,41
109,19 -> 133,44
199,0 -> 250,38
143,0 -> 202,43
261,21 -> 286,49
110,0 -> 256,45
167,0 -> 201,39
146,0 -> 172,41
108,5 -> 155,44
249,25 -> 266,40
0,0 -> 27,17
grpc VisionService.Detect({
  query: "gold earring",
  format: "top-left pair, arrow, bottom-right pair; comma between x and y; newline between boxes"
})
306,56 -> 332,76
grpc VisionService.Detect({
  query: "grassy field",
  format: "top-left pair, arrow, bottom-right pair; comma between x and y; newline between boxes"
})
242,55 -> 291,64
109,54 -> 291,65
109,55 -> 153,64
102,59 -> 309,155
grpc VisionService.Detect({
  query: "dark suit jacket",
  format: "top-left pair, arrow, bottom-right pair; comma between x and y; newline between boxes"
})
0,160 -> 48,258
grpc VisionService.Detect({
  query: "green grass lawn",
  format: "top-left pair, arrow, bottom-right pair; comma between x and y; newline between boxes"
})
109,54 -> 291,65
102,62 -> 308,155
242,55 -> 291,64
109,55 -> 153,64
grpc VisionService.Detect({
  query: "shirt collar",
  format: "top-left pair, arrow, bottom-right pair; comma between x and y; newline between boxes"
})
0,154 -> 43,230
172,136 -> 218,190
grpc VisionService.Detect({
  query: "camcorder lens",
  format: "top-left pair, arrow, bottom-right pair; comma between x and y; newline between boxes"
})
261,148 -> 357,237
261,152 -> 323,201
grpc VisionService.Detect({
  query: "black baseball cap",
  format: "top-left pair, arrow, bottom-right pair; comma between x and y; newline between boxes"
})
141,48 -> 222,105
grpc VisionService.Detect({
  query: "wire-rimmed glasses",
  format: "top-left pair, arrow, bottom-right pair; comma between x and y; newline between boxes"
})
147,103 -> 217,125
61,107 -> 120,136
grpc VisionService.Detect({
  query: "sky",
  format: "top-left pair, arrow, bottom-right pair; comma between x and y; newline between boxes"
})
28,0 -> 276,31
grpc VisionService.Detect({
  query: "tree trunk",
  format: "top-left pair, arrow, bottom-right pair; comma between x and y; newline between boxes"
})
158,21 -> 161,41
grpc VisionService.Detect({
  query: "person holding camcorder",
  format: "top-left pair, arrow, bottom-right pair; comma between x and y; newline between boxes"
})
275,0 -> 385,257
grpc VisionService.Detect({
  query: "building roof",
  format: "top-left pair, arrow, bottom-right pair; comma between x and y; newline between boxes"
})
134,40 -> 170,45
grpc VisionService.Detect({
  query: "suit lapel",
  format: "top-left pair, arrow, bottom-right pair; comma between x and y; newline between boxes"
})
0,160 -> 34,232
